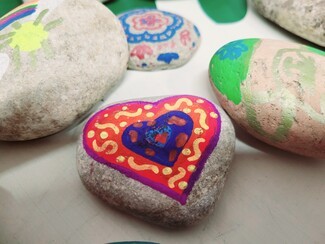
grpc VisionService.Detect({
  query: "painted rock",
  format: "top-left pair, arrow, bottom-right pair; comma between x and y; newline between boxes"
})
77,95 -> 235,227
251,0 -> 325,47
209,38 -> 325,158
0,0 -> 128,141
118,9 -> 201,71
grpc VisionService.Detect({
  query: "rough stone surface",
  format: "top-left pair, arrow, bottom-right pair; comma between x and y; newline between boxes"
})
209,38 -> 325,158
119,9 -> 201,71
77,95 -> 235,228
0,0 -> 128,141
251,0 -> 325,47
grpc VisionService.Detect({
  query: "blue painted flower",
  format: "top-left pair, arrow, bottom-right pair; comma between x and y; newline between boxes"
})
216,40 -> 249,60
119,9 -> 184,44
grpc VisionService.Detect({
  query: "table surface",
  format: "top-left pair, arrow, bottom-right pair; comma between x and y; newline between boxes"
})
1,1 -> 324,243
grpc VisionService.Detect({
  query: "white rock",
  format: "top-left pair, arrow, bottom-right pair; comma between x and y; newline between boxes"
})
119,9 -> 201,71
0,0 -> 128,140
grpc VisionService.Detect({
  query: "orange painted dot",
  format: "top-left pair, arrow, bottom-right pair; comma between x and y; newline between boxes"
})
187,165 -> 196,172
144,104 -> 153,110
182,148 -> 191,156
178,181 -> 188,190
197,99 -> 204,104
87,130 -> 95,138
129,130 -> 138,143
210,112 -> 218,118
120,122 -> 127,127
194,128 -> 204,135
146,112 -> 154,118
168,116 -> 186,126
163,167 -> 172,175
116,156 -> 126,163
100,131 -> 108,139
145,148 -> 155,156
175,133 -> 188,148
183,108 -> 191,113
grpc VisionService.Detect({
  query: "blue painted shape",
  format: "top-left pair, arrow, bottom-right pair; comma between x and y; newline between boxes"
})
194,25 -> 200,37
119,9 -> 184,44
122,111 -> 193,167
157,52 -> 179,64
215,40 -> 249,60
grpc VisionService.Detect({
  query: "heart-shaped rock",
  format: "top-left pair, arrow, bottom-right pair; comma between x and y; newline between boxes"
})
77,95 -> 235,227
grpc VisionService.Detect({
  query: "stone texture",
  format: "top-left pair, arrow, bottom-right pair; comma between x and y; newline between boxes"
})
119,9 -> 201,71
77,95 -> 235,228
251,0 -> 325,47
0,0 -> 128,140
209,38 -> 325,158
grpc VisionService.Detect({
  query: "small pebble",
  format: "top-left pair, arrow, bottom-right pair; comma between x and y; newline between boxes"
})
119,9 -> 201,71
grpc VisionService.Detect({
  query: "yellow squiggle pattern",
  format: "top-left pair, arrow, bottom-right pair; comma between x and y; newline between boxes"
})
128,157 -> 159,174
92,140 -> 118,154
114,108 -> 142,119
168,167 -> 186,188
188,138 -> 206,162
194,108 -> 209,130
164,98 -> 193,110
95,123 -> 120,134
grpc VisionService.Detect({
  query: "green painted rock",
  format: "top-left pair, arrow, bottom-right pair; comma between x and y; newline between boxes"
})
0,0 -> 128,141
209,38 -> 325,158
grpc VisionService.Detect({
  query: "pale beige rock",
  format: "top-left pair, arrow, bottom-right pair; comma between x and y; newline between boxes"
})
0,0 -> 128,140
251,0 -> 325,47
210,38 -> 325,158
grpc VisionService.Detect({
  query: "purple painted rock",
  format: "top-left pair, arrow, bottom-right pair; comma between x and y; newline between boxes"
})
0,0 -> 128,141
209,38 -> 325,158
77,95 -> 235,227
119,9 -> 201,71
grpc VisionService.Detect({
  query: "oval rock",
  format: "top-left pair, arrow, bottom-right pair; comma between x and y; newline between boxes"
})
209,38 -> 325,158
77,95 -> 235,227
0,0 -> 128,141
251,0 -> 325,47
119,9 -> 201,71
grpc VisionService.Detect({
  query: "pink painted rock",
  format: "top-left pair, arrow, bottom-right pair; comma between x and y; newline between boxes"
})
119,9 -> 201,71
77,95 -> 235,227
209,38 -> 325,158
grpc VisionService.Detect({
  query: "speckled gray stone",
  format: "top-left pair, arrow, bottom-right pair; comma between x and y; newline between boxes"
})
0,0 -> 128,141
252,0 -> 325,47
76,95 -> 235,228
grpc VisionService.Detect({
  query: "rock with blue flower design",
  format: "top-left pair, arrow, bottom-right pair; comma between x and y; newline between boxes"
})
119,9 -> 201,71
0,0 -> 128,141
251,0 -> 325,47
77,95 -> 235,227
209,38 -> 325,158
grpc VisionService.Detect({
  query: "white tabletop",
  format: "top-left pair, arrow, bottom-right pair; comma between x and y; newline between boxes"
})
1,1 -> 324,243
